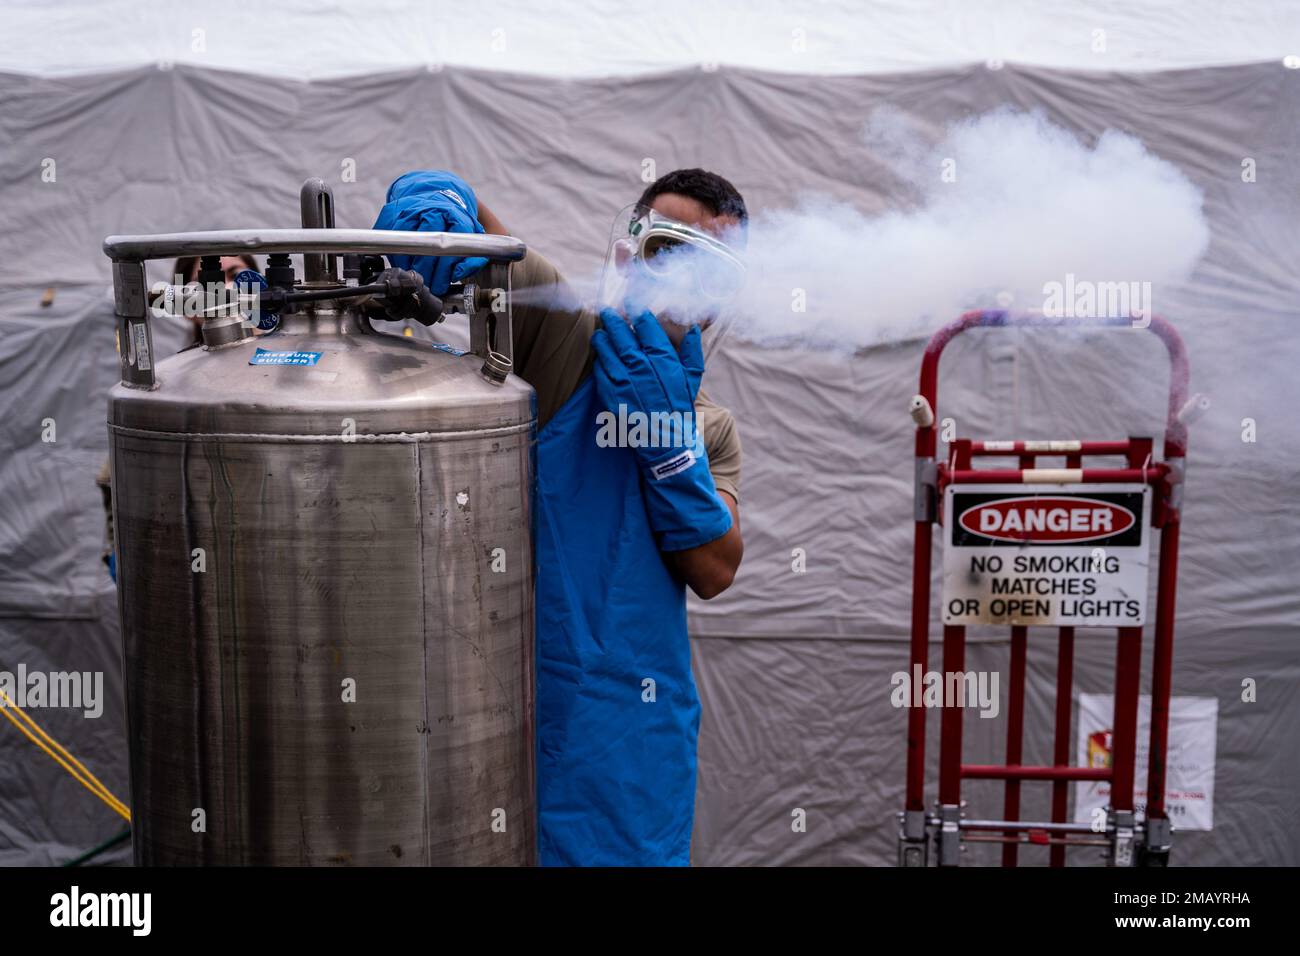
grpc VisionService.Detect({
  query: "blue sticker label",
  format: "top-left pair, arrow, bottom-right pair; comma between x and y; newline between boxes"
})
250,349 -> 322,366
430,342 -> 468,356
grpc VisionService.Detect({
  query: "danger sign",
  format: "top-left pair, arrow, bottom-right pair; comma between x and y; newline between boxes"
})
959,496 -> 1136,541
942,483 -> 1151,627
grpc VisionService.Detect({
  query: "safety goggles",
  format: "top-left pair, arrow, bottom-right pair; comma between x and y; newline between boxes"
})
622,205 -> 747,301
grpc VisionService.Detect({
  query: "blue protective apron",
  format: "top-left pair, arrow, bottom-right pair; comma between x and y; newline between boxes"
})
535,375 -> 700,866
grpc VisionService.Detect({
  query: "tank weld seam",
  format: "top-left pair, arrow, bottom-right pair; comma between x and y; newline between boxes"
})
414,443 -> 431,864
107,423 -> 531,443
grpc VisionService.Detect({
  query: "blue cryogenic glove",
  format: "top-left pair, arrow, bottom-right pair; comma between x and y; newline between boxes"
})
591,308 -> 733,551
372,170 -> 488,295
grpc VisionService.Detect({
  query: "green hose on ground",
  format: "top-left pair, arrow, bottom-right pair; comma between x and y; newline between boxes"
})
62,828 -> 131,867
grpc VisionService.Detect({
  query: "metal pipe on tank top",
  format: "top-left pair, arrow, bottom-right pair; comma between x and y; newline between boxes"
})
301,177 -> 337,283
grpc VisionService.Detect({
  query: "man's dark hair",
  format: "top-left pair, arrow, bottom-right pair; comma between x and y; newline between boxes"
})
637,168 -> 748,224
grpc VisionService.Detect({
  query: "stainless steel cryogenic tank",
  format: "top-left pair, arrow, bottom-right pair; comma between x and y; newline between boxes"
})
104,190 -> 536,864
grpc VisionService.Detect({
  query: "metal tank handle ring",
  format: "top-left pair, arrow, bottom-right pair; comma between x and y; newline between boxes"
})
104,229 -> 527,389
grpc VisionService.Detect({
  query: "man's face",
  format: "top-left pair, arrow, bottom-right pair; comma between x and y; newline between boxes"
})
182,256 -> 249,285
218,256 -> 247,284
642,193 -> 743,345
647,193 -> 743,240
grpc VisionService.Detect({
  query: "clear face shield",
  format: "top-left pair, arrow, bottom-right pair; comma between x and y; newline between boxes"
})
597,203 -> 746,364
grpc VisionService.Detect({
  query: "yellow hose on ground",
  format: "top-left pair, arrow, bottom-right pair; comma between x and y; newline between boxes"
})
0,689 -> 130,821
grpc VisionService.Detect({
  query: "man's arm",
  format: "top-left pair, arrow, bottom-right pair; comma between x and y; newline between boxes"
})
482,196 -> 743,598
663,492 -> 742,600
477,200 -> 509,236
473,197 -> 596,428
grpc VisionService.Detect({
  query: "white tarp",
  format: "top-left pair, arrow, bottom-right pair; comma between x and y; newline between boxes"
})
1,44 -> 1298,865
0,0 -> 1297,78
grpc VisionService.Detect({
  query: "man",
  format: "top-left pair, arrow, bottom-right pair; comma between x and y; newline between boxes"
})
375,168 -> 746,865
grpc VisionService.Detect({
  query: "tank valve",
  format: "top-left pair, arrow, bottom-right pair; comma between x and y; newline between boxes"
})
375,268 -> 445,325
480,350 -> 511,385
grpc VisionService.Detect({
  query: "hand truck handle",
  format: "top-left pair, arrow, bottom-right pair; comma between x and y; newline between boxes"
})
913,310 -> 1190,461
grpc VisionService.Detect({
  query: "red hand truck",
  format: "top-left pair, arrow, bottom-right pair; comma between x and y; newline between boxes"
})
898,310 -> 1200,867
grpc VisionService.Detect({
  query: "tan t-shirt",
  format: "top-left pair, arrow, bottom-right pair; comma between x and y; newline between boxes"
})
506,249 -> 741,503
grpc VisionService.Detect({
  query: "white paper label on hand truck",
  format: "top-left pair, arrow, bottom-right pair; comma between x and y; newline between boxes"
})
1073,694 -> 1217,830
941,483 -> 1151,627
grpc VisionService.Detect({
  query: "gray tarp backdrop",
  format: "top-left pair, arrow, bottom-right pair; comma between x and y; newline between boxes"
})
0,62 -> 1296,865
